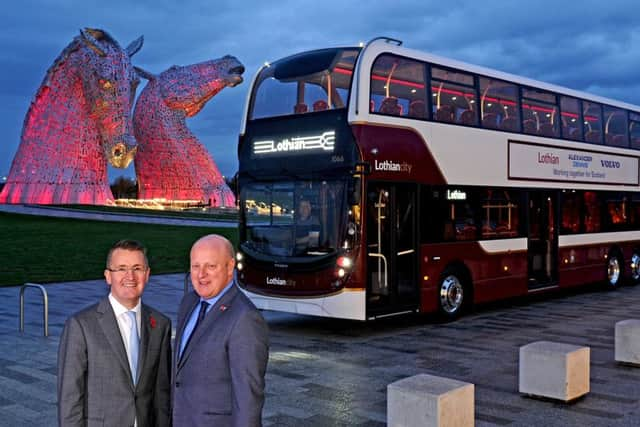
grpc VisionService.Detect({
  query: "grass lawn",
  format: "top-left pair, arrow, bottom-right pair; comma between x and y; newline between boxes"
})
0,212 -> 238,286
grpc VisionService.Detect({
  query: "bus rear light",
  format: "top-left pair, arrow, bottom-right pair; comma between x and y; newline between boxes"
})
337,268 -> 346,278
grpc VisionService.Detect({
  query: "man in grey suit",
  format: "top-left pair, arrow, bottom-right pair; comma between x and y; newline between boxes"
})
173,234 -> 269,427
58,239 -> 171,427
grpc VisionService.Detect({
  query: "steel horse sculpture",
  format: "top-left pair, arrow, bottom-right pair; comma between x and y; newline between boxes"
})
0,28 -> 142,205
133,56 -> 244,207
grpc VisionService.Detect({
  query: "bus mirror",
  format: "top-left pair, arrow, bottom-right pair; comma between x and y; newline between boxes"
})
348,177 -> 361,205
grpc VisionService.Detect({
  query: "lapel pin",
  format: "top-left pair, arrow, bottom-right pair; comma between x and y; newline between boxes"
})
149,315 -> 157,329
220,305 -> 228,312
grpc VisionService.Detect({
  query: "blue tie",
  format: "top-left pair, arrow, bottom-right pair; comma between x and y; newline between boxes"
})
180,301 -> 209,358
127,311 -> 139,385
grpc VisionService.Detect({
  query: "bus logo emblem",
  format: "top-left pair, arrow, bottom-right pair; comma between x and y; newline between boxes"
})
253,131 -> 335,155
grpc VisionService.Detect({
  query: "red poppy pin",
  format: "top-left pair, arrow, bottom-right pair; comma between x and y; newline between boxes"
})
220,305 -> 228,312
149,315 -> 157,329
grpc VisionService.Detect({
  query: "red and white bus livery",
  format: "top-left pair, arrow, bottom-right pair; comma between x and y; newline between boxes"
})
236,37 -> 640,320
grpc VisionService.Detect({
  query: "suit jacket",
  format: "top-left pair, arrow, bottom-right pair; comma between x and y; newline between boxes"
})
172,283 -> 269,427
57,297 -> 172,427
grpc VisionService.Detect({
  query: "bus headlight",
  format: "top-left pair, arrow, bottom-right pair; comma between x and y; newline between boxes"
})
337,256 -> 352,268
236,252 -> 244,261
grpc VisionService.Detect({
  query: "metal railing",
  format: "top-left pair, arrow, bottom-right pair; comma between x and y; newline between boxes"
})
19,283 -> 49,337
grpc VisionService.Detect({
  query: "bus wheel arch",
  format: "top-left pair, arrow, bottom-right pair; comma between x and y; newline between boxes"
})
606,247 -> 624,289
630,248 -> 640,286
437,262 -> 473,320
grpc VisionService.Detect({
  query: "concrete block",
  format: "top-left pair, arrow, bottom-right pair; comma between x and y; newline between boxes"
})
519,341 -> 589,402
387,373 -> 474,427
615,319 -> 640,365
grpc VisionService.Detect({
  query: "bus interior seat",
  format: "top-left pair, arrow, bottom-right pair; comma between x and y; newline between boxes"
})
607,134 -> 628,147
313,100 -> 329,111
585,130 -> 601,143
408,100 -> 426,118
538,123 -> 557,137
501,116 -> 518,132
436,105 -> 455,123
482,113 -> 498,129
294,103 -> 308,114
523,119 -> 537,134
459,109 -> 476,125
379,97 -> 402,115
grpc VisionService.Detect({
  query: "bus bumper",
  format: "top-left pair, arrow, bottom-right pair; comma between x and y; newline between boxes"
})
239,288 -> 366,320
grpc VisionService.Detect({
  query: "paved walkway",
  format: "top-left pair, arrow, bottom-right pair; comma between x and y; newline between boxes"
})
0,204 -> 236,228
2,275 -> 640,426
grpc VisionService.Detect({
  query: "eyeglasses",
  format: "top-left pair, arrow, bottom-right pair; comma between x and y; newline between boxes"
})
107,266 -> 148,274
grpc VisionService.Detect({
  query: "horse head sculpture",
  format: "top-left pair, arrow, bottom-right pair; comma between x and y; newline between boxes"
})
78,28 -> 141,168
0,28 -> 142,204
133,56 -> 244,207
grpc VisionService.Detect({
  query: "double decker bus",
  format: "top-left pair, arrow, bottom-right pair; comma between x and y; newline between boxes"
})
236,37 -> 640,320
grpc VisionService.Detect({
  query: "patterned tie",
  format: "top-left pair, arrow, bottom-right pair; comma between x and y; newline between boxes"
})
126,311 -> 139,385
181,301 -> 209,358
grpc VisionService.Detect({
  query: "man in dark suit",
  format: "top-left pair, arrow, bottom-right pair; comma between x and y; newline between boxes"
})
173,234 -> 269,427
57,239 -> 171,427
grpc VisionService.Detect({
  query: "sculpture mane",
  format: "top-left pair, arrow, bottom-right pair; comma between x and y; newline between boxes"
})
133,55 -> 244,207
0,28 -> 142,205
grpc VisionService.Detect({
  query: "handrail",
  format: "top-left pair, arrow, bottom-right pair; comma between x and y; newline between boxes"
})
19,283 -> 49,337
368,252 -> 388,290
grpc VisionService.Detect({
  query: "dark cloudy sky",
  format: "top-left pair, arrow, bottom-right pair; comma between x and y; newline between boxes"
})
1,0 -> 639,181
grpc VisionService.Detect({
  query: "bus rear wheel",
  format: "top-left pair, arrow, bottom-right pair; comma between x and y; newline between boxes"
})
630,252 -> 640,286
606,252 -> 623,289
438,268 -> 469,320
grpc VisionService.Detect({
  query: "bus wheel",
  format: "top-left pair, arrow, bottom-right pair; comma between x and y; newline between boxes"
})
630,252 -> 640,285
606,252 -> 623,289
438,268 -> 468,320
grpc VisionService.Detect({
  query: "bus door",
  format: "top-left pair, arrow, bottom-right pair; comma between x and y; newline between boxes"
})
366,182 -> 419,314
527,191 -> 558,289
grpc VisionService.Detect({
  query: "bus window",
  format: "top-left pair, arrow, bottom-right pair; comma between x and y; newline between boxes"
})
560,190 -> 581,234
431,66 -> 477,126
370,54 -> 427,118
250,48 -> 359,119
583,101 -> 603,144
522,88 -> 559,138
630,112 -> 640,149
560,96 -> 583,141
604,105 -> 629,147
584,191 -> 601,233
479,78 -> 520,132
480,189 -> 519,239
604,193 -> 628,230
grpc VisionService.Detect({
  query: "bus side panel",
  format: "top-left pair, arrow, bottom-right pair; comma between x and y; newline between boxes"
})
419,241 -> 528,313
351,124 -> 446,184
557,237 -> 639,287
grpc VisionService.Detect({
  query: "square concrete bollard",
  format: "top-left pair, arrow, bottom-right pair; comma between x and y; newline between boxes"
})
615,319 -> 640,366
519,341 -> 589,402
387,373 -> 474,427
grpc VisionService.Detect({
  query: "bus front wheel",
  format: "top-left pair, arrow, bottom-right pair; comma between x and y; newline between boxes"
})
438,268 -> 470,320
606,251 -> 623,289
